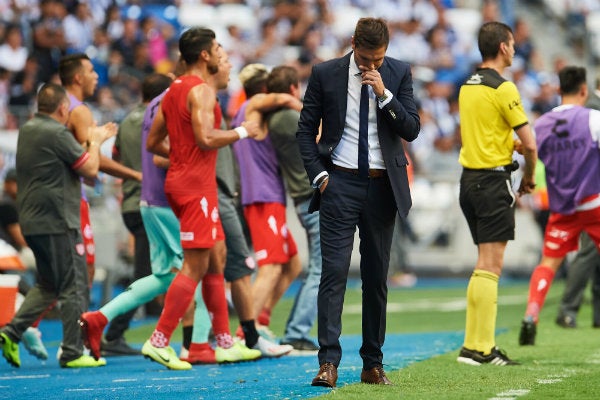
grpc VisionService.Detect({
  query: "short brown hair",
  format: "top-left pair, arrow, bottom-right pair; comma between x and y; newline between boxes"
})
478,21 -> 513,61
353,18 -> 389,50
266,66 -> 298,94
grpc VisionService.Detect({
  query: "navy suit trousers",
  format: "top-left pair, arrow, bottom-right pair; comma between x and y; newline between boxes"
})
317,168 -> 396,369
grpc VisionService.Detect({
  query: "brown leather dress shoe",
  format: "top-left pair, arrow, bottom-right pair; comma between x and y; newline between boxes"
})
311,362 -> 338,388
360,366 -> 393,385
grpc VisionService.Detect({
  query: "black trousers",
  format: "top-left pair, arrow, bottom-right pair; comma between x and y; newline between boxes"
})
317,169 -> 396,369
558,232 -> 600,325
105,211 -> 151,341
4,231 -> 86,364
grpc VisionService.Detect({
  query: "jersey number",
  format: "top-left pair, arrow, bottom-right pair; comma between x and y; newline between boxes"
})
149,101 -> 160,120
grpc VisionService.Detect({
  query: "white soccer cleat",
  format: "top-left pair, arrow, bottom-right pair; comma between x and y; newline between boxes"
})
252,336 -> 293,358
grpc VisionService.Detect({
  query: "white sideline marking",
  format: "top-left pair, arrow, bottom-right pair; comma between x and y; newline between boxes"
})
586,350 -> 600,364
489,388 -> 530,399
537,378 -> 562,384
66,387 -> 126,392
0,374 -> 50,380
150,376 -> 196,381
497,389 -> 530,396
345,294 -> 527,313
66,383 -> 207,394
489,371 -> 577,399
65,377 -> 196,393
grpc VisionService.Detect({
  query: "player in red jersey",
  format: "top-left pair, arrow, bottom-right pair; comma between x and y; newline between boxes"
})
141,27 -> 261,370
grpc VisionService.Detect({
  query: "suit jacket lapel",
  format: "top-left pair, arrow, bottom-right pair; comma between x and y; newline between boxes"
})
335,53 -> 351,129
378,58 -> 391,88
376,59 -> 391,148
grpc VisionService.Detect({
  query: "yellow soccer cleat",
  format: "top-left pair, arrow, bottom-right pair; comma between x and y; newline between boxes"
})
62,354 -> 107,368
215,340 -> 261,363
141,340 -> 192,370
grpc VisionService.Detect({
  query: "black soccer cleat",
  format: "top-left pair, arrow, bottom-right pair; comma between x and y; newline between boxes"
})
457,346 -> 520,366
519,318 -> 537,346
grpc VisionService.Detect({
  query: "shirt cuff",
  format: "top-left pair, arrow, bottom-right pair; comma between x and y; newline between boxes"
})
72,152 -> 90,170
311,171 -> 329,189
377,88 -> 393,108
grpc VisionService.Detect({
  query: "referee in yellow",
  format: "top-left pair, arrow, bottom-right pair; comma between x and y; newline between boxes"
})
456,21 -> 537,366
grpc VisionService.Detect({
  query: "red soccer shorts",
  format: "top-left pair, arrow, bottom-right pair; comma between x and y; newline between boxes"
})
244,202 -> 298,267
167,192 -> 224,249
80,198 -> 95,265
543,205 -> 600,258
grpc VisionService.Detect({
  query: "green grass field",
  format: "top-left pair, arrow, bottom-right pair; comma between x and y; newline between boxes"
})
124,278 -> 600,399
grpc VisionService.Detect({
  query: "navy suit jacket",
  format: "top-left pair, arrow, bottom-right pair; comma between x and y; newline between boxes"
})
296,52 -> 420,218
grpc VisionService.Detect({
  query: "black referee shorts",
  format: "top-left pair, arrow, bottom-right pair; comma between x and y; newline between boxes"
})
459,169 -> 516,244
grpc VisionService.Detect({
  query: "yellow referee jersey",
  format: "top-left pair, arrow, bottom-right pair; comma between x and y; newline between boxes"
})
458,68 -> 528,169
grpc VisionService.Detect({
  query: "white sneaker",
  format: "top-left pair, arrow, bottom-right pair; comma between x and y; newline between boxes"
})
22,327 -> 48,360
256,324 -> 277,341
252,336 -> 293,358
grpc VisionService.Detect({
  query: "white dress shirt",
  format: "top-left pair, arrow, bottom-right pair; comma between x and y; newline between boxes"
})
332,58 -> 386,170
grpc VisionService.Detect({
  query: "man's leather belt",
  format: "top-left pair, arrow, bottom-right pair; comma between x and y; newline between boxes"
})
463,161 -> 520,173
333,165 -> 387,178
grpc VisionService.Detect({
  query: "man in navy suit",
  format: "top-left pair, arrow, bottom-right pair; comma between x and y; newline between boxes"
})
296,17 -> 420,387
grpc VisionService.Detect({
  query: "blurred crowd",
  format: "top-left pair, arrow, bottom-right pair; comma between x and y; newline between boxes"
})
0,0 -> 599,183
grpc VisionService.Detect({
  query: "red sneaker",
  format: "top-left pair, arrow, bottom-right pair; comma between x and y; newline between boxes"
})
79,311 -> 108,360
182,342 -> 216,364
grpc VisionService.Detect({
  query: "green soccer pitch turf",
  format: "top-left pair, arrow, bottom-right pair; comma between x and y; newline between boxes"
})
124,278 -> 600,399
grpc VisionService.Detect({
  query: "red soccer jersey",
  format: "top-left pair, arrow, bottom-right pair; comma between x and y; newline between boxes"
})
161,75 -> 222,195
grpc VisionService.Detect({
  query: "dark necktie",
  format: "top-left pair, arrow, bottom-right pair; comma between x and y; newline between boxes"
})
358,83 -> 369,177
